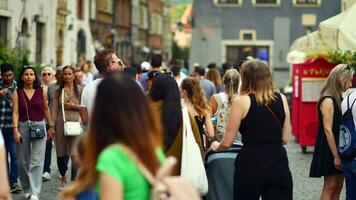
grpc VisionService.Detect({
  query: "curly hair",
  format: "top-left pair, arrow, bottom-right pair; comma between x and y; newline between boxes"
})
181,77 -> 208,116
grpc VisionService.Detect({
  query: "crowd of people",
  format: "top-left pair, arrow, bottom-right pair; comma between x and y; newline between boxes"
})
0,48 -> 354,200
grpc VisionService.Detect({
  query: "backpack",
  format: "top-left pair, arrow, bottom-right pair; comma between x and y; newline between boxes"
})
213,93 -> 232,141
118,144 -> 201,200
339,93 -> 356,158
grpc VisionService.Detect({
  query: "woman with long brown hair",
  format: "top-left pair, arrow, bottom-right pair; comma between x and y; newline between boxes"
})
52,66 -> 83,189
211,59 -> 292,200
206,68 -> 224,93
181,77 -> 214,147
62,73 -> 163,199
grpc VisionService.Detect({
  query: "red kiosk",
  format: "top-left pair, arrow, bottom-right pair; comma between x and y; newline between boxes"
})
292,58 -> 337,153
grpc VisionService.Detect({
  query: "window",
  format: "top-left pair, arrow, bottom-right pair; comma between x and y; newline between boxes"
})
240,30 -> 256,41
252,0 -> 281,6
77,0 -> 84,20
297,0 -> 317,4
89,0 -> 96,19
140,5 -> 148,29
213,0 -> 242,6
36,22 -> 44,63
150,13 -> 163,35
0,16 -> 8,45
293,0 -> 320,6
105,0 -> 113,14
226,45 -> 269,64
255,0 -> 277,3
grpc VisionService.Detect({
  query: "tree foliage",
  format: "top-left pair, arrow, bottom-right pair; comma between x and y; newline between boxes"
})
0,40 -> 43,79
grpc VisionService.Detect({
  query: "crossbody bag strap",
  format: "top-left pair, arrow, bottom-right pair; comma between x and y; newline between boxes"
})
20,90 -> 30,122
116,144 -> 157,186
266,105 -> 282,131
61,89 -> 66,123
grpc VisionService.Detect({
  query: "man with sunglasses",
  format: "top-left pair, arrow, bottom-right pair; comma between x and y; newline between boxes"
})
80,49 -> 123,126
0,63 -> 22,193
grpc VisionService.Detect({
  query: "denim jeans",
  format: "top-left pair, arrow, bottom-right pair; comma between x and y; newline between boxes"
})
342,159 -> 356,200
2,127 -> 19,185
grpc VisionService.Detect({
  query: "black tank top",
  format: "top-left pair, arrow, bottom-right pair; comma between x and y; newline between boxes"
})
239,93 -> 285,145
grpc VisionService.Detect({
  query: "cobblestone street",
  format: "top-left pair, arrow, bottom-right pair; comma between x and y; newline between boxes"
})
12,136 -> 346,200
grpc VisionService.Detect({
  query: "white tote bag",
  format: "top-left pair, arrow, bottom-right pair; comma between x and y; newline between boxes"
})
180,107 -> 208,195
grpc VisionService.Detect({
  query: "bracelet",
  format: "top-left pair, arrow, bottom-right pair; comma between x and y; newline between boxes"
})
49,125 -> 55,128
13,127 -> 18,129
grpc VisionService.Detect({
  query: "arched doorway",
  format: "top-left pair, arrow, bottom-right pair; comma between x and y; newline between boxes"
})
77,29 -> 86,62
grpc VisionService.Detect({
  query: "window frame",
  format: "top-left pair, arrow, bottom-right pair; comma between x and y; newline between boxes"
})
213,0 -> 243,7
251,0 -> 281,7
292,0 -> 321,7
0,16 -> 9,46
239,29 -> 257,41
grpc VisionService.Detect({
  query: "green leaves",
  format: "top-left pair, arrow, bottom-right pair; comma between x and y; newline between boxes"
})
328,50 -> 356,69
0,40 -> 44,79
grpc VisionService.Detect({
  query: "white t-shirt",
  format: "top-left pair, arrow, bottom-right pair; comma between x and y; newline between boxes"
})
0,132 -> 4,148
341,90 -> 356,126
81,78 -> 103,119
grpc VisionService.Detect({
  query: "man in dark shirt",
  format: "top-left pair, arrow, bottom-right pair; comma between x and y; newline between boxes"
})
0,63 -> 21,193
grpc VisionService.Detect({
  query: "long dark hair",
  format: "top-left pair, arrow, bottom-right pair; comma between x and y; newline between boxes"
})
56,66 -> 80,99
17,66 -> 41,89
62,73 -> 162,198
150,74 -> 182,149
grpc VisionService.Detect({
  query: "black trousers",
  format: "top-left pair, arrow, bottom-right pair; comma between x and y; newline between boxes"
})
233,158 -> 293,200
43,139 -> 52,173
57,155 -> 78,181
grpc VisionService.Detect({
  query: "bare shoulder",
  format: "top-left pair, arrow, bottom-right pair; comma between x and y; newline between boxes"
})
320,97 -> 334,111
233,94 -> 250,105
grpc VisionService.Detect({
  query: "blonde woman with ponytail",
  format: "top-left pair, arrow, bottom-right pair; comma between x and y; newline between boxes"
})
310,64 -> 353,200
211,59 -> 292,200
208,69 -> 240,141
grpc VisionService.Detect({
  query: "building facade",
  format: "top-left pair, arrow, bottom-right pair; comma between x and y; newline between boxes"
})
0,0 -> 56,65
190,0 -> 341,87
56,0 -> 95,66
0,0 -> 171,67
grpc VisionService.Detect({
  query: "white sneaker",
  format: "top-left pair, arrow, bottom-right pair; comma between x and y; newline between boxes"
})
23,193 -> 31,199
29,195 -> 39,200
42,172 -> 51,181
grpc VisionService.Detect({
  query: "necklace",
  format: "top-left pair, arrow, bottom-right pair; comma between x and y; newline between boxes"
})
64,88 -> 73,99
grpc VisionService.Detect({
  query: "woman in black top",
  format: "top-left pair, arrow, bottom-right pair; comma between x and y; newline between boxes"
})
309,64 -> 353,200
211,59 -> 292,200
